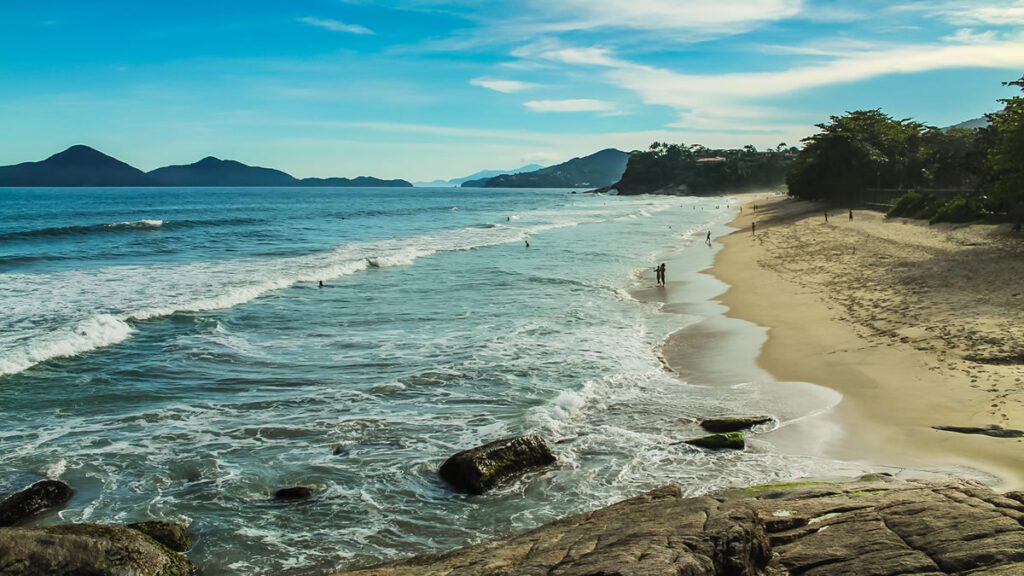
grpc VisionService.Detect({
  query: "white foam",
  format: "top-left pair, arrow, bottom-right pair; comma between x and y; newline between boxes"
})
110,219 -> 164,229
0,314 -> 134,376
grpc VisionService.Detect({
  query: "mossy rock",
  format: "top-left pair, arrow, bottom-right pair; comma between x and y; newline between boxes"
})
699,416 -> 772,433
0,479 -> 74,527
439,435 -> 556,494
127,520 -> 192,552
684,432 -> 744,450
0,523 -> 198,575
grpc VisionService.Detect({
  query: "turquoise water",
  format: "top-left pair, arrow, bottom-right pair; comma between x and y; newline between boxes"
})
0,188 -> 834,574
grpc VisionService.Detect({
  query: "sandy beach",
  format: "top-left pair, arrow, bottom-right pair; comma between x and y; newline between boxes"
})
705,194 -> 1024,490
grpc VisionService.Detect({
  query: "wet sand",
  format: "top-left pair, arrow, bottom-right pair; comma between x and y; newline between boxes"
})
703,194 -> 1024,490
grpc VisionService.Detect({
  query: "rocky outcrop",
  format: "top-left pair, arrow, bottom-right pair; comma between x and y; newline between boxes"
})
0,523 -> 198,576
333,477 -> 1024,576
127,520 -> 192,552
700,416 -> 773,433
684,431 -> 745,450
275,486 -> 314,500
438,435 -> 556,495
933,424 -> 1024,438
0,480 -> 74,526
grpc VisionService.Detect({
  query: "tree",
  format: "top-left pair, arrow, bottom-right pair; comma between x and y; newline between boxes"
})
989,76 -> 1024,217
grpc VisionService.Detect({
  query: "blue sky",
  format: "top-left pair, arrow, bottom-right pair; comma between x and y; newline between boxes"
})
1,0 -> 1023,181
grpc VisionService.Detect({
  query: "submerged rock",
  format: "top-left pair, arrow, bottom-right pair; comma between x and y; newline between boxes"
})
933,424 -> 1024,438
439,435 -> 556,495
700,415 -> 773,433
0,479 -> 74,527
275,486 -> 314,500
127,520 -> 192,552
684,431 -> 745,450
333,477 -> 1024,576
0,523 -> 198,576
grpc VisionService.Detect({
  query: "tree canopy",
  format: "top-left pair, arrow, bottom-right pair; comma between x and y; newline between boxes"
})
786,77 -> 1023,222
614,142 -> 795,195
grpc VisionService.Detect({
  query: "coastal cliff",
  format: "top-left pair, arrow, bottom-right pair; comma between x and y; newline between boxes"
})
334,476 -> 1024,575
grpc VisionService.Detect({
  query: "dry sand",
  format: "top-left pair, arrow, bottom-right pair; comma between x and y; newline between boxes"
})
711,194 -> 1024,490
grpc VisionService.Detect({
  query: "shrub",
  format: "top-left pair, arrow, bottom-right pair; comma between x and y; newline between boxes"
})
887,190 -> 937,219
930,196 -> 983,224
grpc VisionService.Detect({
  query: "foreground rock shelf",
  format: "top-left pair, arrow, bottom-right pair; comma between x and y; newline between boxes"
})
334,476 -> 1024,576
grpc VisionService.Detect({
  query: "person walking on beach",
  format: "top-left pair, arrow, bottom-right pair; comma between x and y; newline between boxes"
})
849,209 -> 853,221
706,230 -> 712,246
751,221 -> 756,235
824,210 -> 829,223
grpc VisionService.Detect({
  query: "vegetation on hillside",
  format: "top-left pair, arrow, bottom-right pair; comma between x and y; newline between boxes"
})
613,143 -> 796,195
786,77 -> 1024,224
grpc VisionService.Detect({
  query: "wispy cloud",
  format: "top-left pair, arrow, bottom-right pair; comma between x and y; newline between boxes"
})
533,0 -> 805,36
469,78 -> 538,93
524,99 -> 617,113
888,1 -> 1024,25
298,16 -> 374,35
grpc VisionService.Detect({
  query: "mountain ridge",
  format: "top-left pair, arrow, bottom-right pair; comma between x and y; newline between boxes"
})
461,149 -> 628,188
0,146 -> 413,187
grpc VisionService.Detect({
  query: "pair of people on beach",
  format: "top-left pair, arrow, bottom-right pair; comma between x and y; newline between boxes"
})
655,263 -> 666,286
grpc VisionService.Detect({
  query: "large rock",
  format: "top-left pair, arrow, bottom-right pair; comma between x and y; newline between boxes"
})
438,435 -> 556,495
332,477 -> 1024,576
0,523 -> 198,576
127,520 -> 192,552
0,480 -> 74,527
684,431 -> 745,450
275,486 -> 314,500
700,416 -> 773,433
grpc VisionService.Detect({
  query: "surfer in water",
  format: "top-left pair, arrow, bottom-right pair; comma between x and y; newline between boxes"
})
319,280 -> 324,288
525,239 -> 530,248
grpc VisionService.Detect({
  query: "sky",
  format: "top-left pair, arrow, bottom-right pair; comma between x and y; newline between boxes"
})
1,1 -> 1023,181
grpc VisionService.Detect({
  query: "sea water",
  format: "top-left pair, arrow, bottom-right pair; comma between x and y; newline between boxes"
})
0,187 -> 841,575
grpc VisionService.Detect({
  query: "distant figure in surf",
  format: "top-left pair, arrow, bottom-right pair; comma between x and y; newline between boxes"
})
655,263 -> 666,286
706,231 -> 712,245
507,216 -> 510,221
824,210 -> 829,223
525,239 -> 530,248
319,280 -> 324,288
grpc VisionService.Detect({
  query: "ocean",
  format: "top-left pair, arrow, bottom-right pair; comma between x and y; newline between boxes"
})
0,187 -> 843,575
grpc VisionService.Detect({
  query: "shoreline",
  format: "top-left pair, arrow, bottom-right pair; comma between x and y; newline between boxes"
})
704,193 -> 1024,490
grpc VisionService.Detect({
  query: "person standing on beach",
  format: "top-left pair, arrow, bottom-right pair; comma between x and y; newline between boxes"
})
849,209 -> 853,221
706,230 -> 712,245
752,221 -> 756,234
659,263 -> 666,286
654,264 -> 661,286
824,210 -> 829,223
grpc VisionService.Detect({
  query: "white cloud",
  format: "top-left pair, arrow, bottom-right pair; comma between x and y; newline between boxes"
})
944,28 -> 999,43
298,16 -> 374,35
469,78 -> 538,93
524,99 -> 617,112
534,0 -> 805,35
512,42 -> 626,67
889,1 -> 1024,25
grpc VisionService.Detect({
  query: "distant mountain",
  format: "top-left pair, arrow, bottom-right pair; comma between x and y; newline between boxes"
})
946,117 -> 990,131
461,149 -> 628,188
415,164 -> 545,187
148,157 -> 296,186
0,145 -> 151,187
0,146 -> 412,187
300,176 -> 412,187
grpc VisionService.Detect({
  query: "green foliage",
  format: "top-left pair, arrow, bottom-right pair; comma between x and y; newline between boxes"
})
989,77 -> 1024,217
887,190 -> 938,219
616,142 -> 794,195
930,196 -> 983,224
